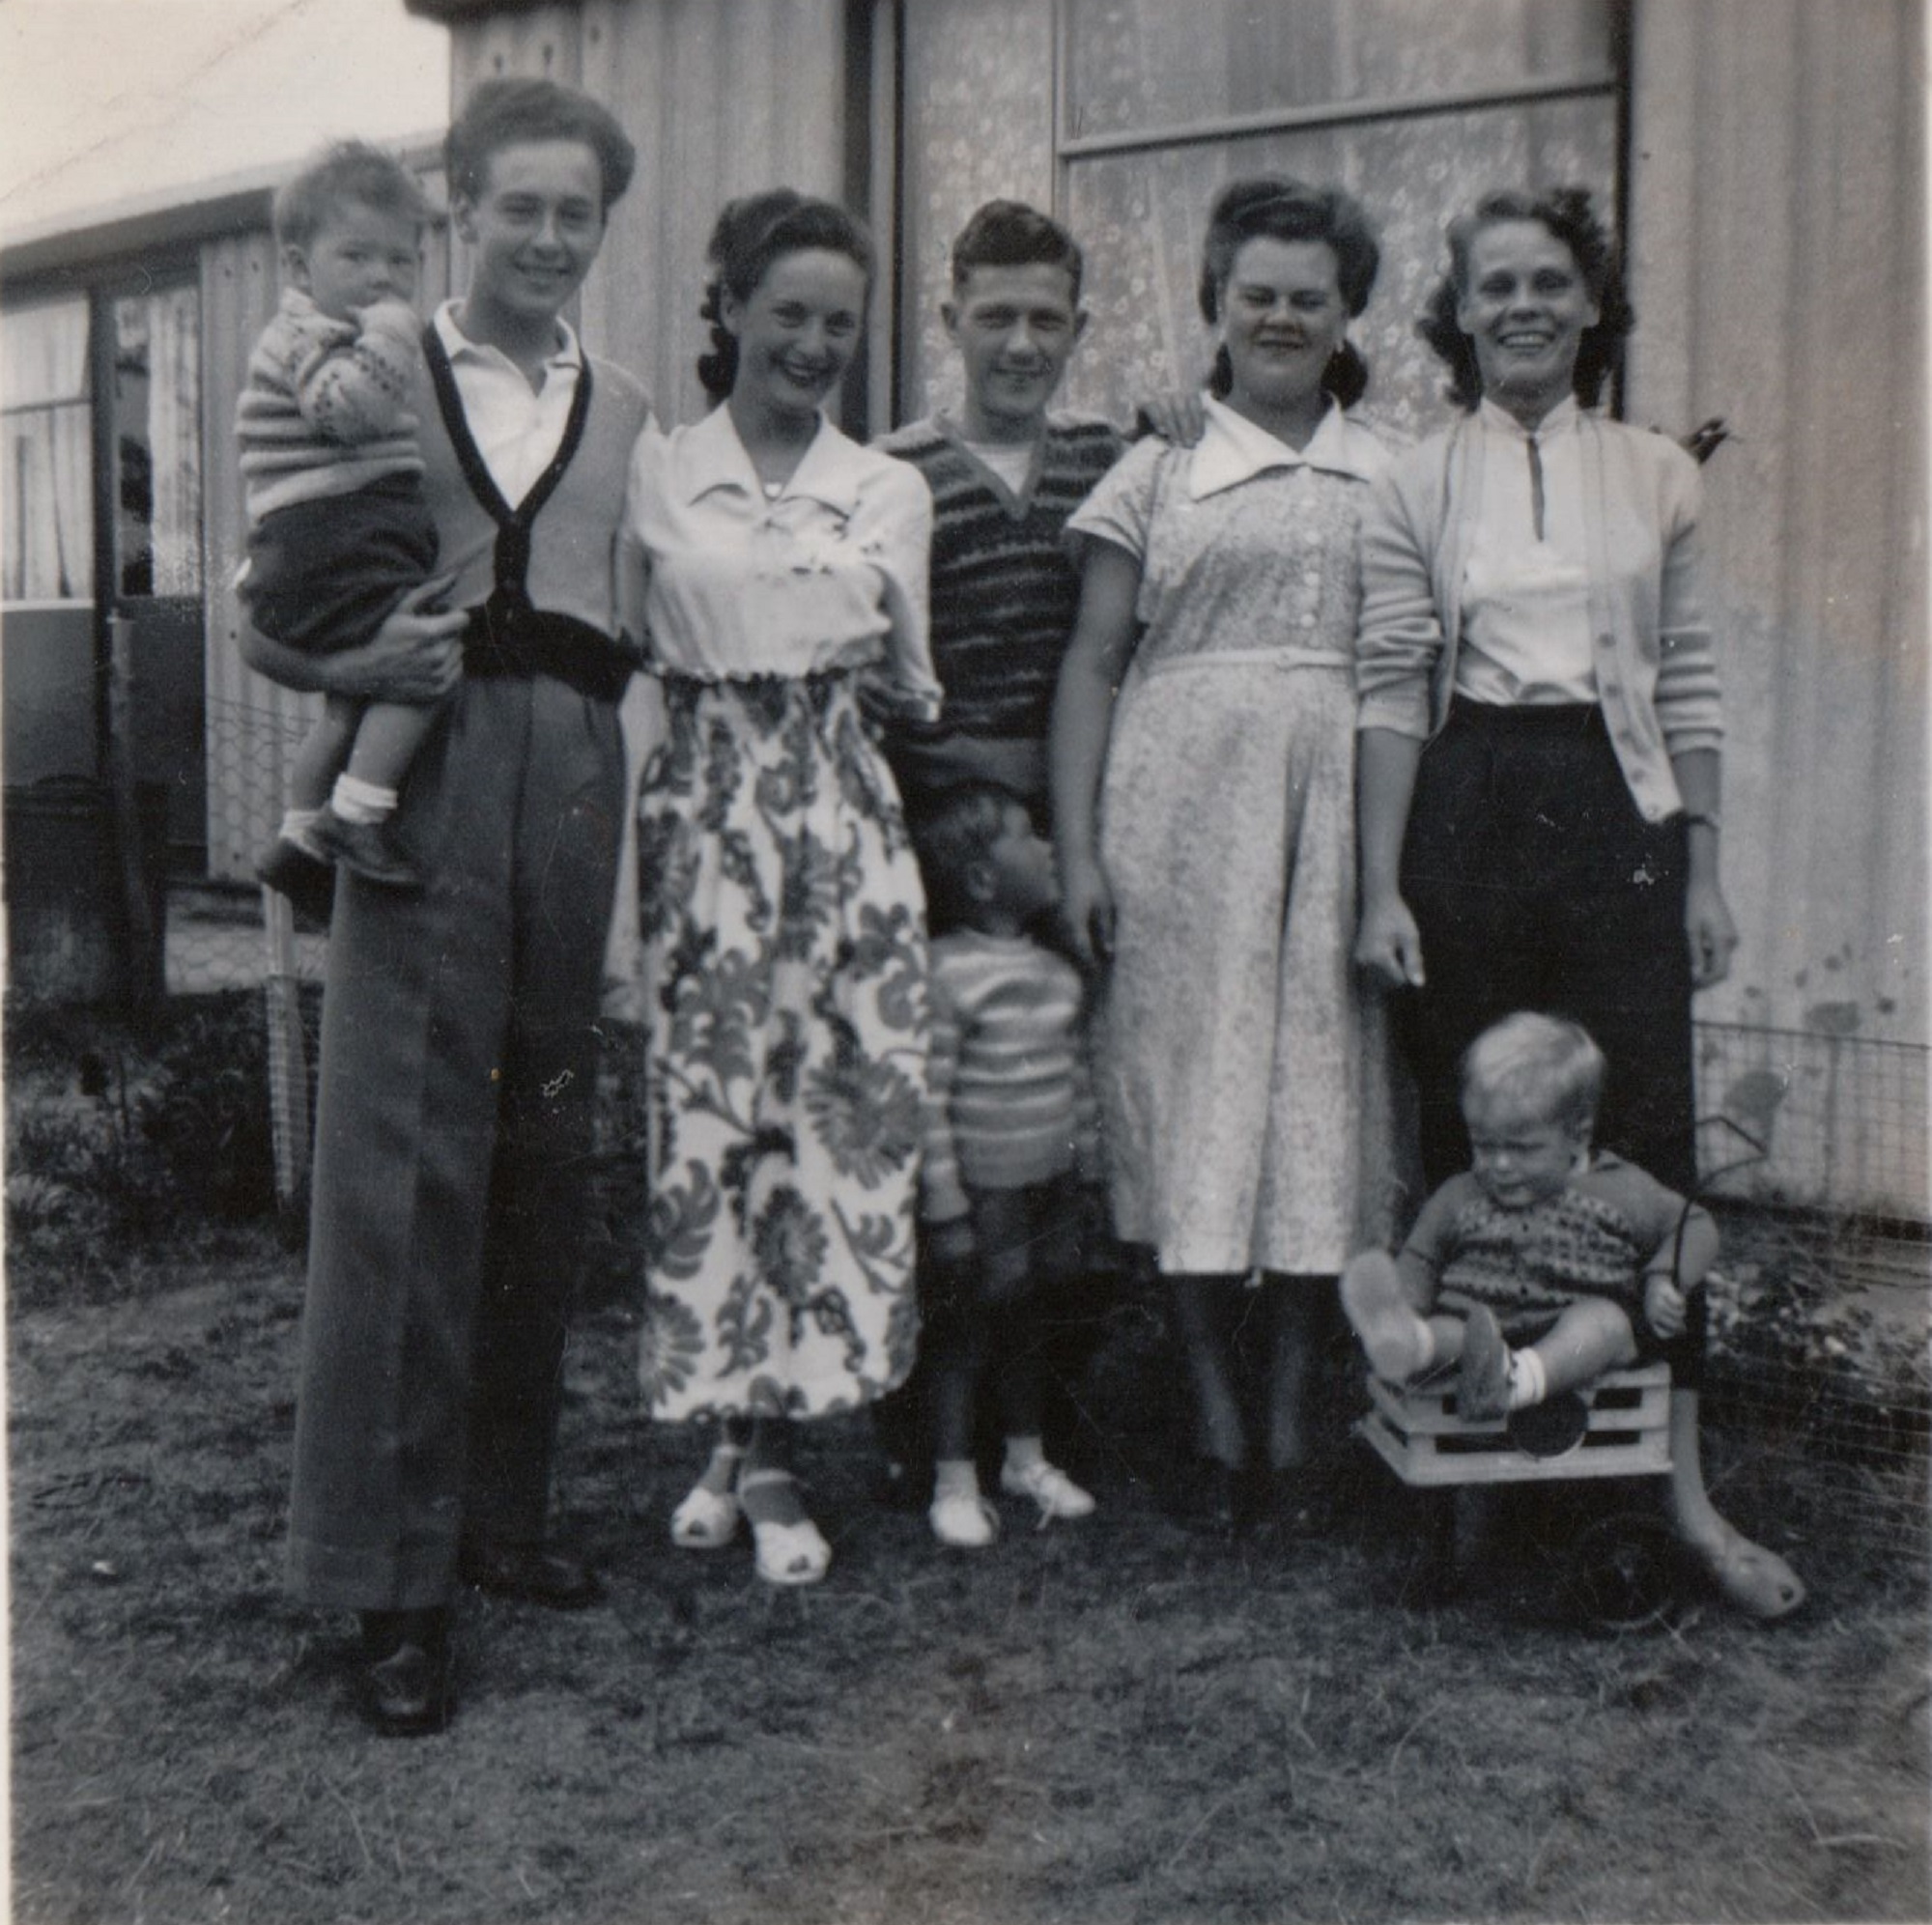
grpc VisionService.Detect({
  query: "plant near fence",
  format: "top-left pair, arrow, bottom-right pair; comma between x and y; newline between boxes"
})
5,992 -> 281,1297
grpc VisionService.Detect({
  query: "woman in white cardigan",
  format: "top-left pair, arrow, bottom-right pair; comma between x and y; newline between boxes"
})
1352,186 -> 1802,1620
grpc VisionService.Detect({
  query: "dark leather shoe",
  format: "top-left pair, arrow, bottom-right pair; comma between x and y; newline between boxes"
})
358,1609 -> 451,1737
1507,1390 -> 1590,1459
458,1538 -> 604,1609
254,836 -> 335,929
310,809 -> 423,891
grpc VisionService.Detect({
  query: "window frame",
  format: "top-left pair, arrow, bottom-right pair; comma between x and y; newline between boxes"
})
1049,0 -> 1630,170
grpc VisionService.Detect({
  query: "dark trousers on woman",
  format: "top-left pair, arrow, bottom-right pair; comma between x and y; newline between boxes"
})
1399,699 -> 1697,1198
286,669 -> 625,1611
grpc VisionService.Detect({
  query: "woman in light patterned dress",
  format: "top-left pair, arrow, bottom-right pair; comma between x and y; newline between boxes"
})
621,191 -> 938,1585
1051,179 -> 1397,1530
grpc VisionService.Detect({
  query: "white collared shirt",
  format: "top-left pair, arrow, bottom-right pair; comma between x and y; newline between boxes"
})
1457,393 -> 1597,705
1185,391 -> 1388,497
619,403 -> 940,714
431,300 -> 582,507
1066,392 -> 1388,679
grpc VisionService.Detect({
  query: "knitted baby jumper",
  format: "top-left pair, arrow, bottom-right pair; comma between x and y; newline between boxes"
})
1400,1151 -> 1711,1325
236,288 -> 424,524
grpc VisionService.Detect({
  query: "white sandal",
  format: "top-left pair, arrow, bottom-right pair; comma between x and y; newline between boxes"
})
740,1470 -> 832,1587
668,1442 -> 744,1551
669,1480 -> 741,1551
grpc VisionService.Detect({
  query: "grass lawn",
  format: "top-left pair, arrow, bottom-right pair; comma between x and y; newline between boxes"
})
9,1222 -> 1928,1925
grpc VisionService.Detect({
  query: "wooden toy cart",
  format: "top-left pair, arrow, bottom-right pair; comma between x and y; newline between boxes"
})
1353,1118 -> 1774,1625
1357,1363 -> 1673,1486
1356,1364 -> 1679,1626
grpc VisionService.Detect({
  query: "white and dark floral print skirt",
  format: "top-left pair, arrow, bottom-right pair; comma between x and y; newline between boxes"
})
633,669 -> 927,1421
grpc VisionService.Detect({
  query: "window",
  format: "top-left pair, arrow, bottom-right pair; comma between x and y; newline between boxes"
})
2,294 -> 93,603
1056,0 -> 1622,439
896,0 -> 1623,440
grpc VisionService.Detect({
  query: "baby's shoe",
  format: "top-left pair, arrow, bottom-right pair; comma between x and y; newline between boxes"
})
311,807 -> 422,891
1341,1250 -> 1434,1382
1506,1390 -> 1589,1458
255,835 -> 335,926
1001,1458 -> 1096,1523
929,1486 -> 1000,1549
1457,1306 -> 1512,1423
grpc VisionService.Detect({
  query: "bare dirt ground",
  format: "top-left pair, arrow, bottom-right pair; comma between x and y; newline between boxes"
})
9,1225 -> 1929,1925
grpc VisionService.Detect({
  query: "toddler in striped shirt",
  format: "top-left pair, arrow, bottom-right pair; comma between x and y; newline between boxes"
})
913,782 -> 1107,1547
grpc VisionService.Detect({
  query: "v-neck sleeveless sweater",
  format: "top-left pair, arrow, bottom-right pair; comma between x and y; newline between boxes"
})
875,413 -> 1122,743
414,329 -> 651,649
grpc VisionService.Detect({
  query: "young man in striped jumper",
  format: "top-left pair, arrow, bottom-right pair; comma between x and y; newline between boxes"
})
876,200 -> 1122,823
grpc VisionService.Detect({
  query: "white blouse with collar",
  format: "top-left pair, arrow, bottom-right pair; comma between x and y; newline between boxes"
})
619,404 -> 940,720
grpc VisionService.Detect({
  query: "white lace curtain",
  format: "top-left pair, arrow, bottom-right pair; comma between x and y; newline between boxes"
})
144,285 -> 202,597
114,286 -> 202,598
1055,0 -> 1619,441
2,295 -> 93,602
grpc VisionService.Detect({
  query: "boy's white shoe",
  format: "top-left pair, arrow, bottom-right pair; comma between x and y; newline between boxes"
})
1000,1459 -> 1096,1522
929,1488 -> 1000,1549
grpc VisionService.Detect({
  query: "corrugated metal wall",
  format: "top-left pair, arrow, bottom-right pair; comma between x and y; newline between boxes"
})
447,0 -> 850,431
1627,0 -> 1926,1049
201,226 -> 301,881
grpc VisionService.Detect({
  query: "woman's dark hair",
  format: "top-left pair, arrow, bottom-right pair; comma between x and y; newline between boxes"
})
1197,177 -> 1380,410
951,199 -> 1085,304
696,190 -> 875,404
445,77 -> 637,213
1418,185 -> 1634,410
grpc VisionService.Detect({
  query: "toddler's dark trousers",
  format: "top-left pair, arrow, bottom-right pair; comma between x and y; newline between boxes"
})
1399,698 -> 1697,1200
286,669 -> 624,1612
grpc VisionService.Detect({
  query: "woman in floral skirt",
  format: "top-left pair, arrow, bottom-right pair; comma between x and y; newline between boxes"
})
620,190 -> 938,1584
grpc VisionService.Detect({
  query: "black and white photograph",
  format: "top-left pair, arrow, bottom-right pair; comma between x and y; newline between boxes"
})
0,1 -> 1925,1919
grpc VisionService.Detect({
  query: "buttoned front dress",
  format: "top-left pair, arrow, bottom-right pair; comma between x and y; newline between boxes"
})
620,407 -> 939,1421
1067,399 -> 1398,1279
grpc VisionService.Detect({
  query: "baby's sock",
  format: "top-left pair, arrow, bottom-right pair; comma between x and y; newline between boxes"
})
1505,1345 -> 1548,1411
331,774 -> 399,826
933,1458 -> 981,1502
278,807 -> 324,855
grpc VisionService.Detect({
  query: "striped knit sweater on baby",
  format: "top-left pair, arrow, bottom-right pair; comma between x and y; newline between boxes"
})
236,287 -> 423,524
920,930 -> 1102,1224
874,413 -> 1123,745
1399,1152 -> 1712,1327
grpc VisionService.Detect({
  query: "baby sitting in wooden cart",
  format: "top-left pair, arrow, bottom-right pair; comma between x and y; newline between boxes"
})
1343,1011 -> 1804,1617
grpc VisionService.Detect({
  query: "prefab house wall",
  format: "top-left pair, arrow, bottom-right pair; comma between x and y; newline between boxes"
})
427,0 -> 1924,1055
1626,0 -> 1925,1052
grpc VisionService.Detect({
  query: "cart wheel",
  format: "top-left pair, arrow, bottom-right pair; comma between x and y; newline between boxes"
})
1563,1512 -> 1681,1631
